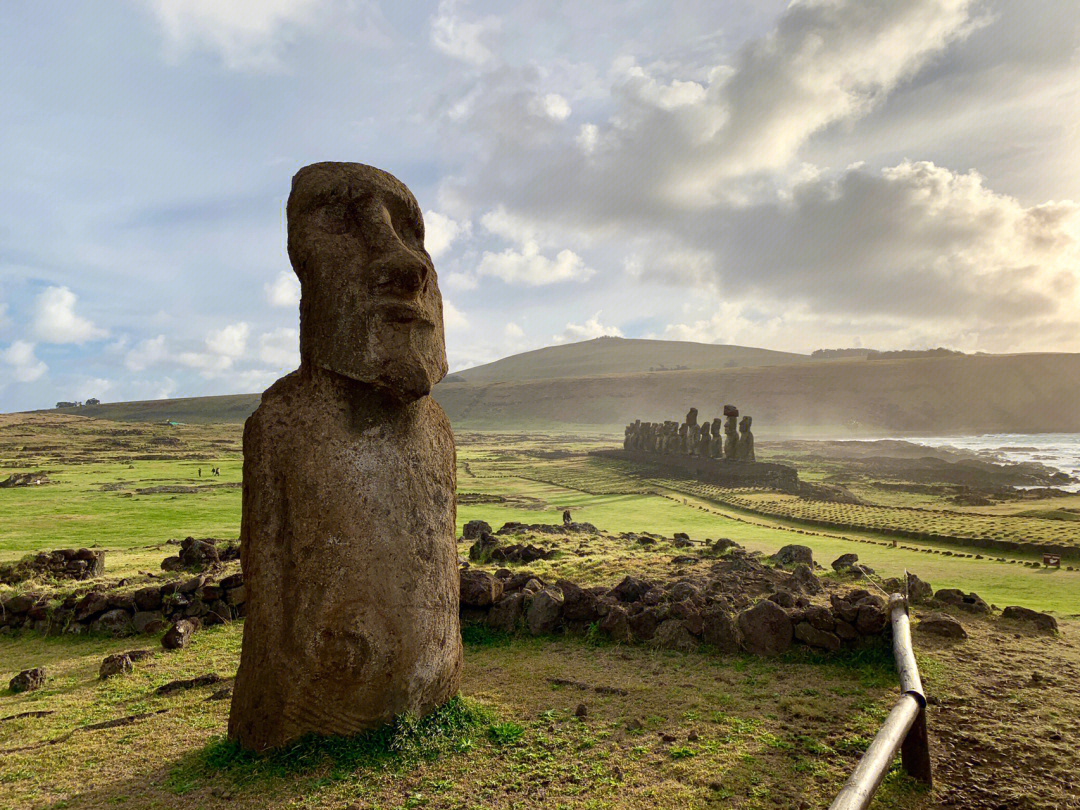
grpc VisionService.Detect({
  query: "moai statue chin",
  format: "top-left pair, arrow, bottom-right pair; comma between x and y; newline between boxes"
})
228,163 -> 462,751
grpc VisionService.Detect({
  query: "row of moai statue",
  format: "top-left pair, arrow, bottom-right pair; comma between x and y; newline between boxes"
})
623,405 -> 755,462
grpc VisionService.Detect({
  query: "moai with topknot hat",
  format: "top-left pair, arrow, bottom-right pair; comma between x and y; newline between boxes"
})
229,163 -> 462,751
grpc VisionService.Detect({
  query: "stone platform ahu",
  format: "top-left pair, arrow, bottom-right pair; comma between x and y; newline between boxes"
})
598,404 -> 797,488
228,163 -> 462,751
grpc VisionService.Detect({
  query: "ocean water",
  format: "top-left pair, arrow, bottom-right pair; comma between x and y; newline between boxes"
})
898,433 -> 1080,492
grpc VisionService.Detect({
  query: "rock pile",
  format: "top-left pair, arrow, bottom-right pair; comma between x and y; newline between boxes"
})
0,569 -> 246,636
1,548 -> 105,584
458,551 -> 894,658
0,471 -> 52,488
468,531 -> 554,564
160,537 -> 238,572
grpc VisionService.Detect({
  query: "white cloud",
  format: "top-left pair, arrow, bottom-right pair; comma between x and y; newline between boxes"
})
576,124 -> 599,154
141,0 -> 325,71
478,243 -> 593,286
32,286 -> 107,344
423,211 -> 469,259
76,378 -> 112,401
442,299 -> 469,332
430,0 -> 500,67
125,335 -> 170,371
554,312 -> 623,344
178,321 -> 250,374
1,341 -> 47,383
528,93 -> 571,121
265,270 -> 301,307
0,302 -> 10,333
504,322 -> 525,339
258,327 -> 299,367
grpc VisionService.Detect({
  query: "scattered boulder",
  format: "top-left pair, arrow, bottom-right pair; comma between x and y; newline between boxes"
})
467,533 -> 498,562
737,599 -> 793,657
99,653 -> 134,680
462,520 -> 492,540
1002,606 -> 1058,633
831,553 -> 859,572
933,588 -> 990,614
162,619 -> 196,650
91,609 -> 132,636
672,533 -> 692,548
771,545 -> 813,569
9,667 -> 47,693
918,612 -> 967,639
459,569 -> 503,608
526,588 -> 564,635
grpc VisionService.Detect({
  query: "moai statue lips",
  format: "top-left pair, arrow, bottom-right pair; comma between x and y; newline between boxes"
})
228,163 -> 462,752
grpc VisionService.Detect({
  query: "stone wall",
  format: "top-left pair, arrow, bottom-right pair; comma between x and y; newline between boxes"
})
0,548 -> 105,584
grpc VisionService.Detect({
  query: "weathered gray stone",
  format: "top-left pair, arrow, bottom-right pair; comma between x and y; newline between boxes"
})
229,164 -> 461,752
918,612 -> 967,639
702,607 -> 741,653
526,588 -> 564,635
794,622 -> 841,651
771,545 -> 813,569
831,553 -> 859,571
599,604 -> 632,643
133,611 -> 166,635
486,593 -> 525,633
460,569 -> 503,608
792,564 -> 823,594
462,520 -> 492,540
737,600 -> 793,657
1002,606 -> 1058,633
9,667 -> 46,693
162,619 -> 196,650
653,619 -> 698,652
99,653 -> 134,680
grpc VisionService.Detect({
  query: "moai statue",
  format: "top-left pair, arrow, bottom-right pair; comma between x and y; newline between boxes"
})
710,418 -> 723,458
229,163 -> 462,751
623,423 -> 633,450
723,405 -> 739,460
737,415 -> 755,462
632,419 -> 642,450
688,422 -> 700,455
685,407 -> 698,428
678,422 -> 689,454
699,420 -> 713,456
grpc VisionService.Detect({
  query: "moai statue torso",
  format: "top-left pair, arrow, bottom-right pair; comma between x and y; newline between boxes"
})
737,415 -> 756,462
723,405 -> 739,460
229,163 -> 462,751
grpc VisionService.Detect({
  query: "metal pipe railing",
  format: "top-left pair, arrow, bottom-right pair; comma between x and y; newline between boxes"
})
829,591 -> 932,810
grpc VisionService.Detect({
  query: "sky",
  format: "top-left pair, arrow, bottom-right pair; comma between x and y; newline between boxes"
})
1,0 -> 1078,411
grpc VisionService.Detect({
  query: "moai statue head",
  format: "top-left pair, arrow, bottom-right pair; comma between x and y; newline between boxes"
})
739,415 -> 752,434
686,407 -> 698,427
287,162 -> 447,402
712,418 -> 722,437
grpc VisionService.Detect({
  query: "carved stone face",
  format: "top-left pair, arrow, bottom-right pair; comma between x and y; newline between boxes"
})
287,162 -> 447,401
739,416 -> 752,432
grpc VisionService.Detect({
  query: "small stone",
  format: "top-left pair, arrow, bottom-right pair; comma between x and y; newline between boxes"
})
831,553 -> 859,571
162,619 -> 196,650
1001,606 -> 1057,633
771,545 -> 813,569
574,703 -> 588,718
9,667 -> 46,693
99,653 -> 134,680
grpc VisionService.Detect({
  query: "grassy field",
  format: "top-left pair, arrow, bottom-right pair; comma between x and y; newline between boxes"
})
2,413 -> 1080,809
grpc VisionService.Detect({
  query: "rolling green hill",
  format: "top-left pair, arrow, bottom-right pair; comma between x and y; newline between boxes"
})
444,336 -> 807,383
37,339 -> 1080,436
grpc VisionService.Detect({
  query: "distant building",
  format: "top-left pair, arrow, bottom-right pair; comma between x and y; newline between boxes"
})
85,397 -> 100,406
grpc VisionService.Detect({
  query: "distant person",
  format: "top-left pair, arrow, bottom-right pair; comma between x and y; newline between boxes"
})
198,468 -> 201,478
563,509 -> 571,525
